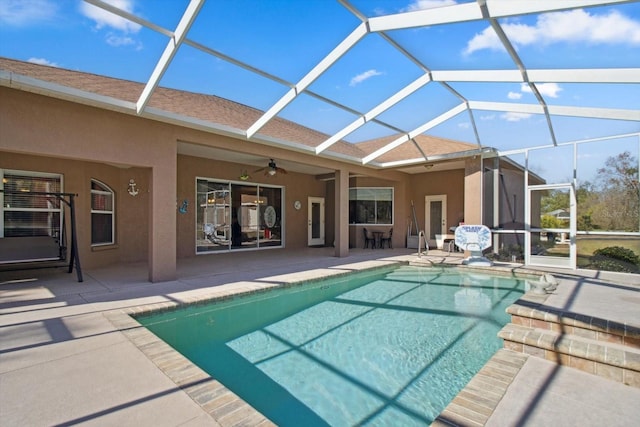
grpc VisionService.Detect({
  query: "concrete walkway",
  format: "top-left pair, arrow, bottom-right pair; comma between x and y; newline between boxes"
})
1,248 -> 638,426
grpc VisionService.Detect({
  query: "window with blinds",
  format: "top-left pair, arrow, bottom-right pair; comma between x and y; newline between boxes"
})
1,171 -> 63,238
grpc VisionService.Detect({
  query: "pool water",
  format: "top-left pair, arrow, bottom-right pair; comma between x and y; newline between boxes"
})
138,265 -> 525,426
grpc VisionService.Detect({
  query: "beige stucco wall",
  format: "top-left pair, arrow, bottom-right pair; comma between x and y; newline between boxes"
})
407,169 -> 466,236
1,87 -> 176,280
464,157 -> 483,225
0,151 -> 150,269
1,88 -> 404,278
1,85 -> 489,278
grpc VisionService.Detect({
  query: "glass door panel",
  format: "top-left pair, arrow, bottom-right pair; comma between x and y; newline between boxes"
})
425,195 -> 447,248
232,184 -> 259,249
308,197 -> 325,246
429,201 -> 442,240
528,186 -> 574,268
259,186 -> 282,247
196,180 -> 230,252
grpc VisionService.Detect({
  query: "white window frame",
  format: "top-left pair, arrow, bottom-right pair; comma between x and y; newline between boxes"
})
1,169 -> 63,238
349,187 -> 394,225
90,179 -> 115,246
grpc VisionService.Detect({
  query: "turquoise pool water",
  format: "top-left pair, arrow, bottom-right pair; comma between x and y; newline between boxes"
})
138,265 -> 525,426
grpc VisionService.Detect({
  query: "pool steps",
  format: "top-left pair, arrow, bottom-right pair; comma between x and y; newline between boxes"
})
498,297 -> 640,388
432,271 -> 639,427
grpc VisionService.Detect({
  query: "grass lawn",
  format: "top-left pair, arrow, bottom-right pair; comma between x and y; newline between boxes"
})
541,236 -> 639,269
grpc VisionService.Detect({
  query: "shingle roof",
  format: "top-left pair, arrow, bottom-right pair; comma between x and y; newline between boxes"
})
0,57 -> 480,165
355,134 -> 479,163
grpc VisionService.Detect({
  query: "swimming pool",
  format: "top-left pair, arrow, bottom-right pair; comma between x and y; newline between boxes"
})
138,265 -> 526,426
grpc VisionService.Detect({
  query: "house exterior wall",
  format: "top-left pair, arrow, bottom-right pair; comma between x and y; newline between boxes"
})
407,169 -> 466,235
498,169 -> 527,229
0,87 -> 414,279
464,158 -> 483,225
348,176 -> 408,250
1,85 -> 487,279
0,151 -> 150,269
175,154 -> 326,258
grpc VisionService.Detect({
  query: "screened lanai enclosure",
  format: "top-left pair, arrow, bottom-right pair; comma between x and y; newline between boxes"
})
1,0 -> 639,273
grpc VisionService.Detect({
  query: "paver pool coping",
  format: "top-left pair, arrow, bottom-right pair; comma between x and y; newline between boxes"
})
103,259 -> 546,426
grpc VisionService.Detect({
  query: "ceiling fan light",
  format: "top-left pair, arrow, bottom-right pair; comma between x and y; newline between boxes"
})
268,169 -> 276,176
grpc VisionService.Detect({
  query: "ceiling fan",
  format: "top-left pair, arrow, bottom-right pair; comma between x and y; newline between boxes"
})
255,158 -> 287,176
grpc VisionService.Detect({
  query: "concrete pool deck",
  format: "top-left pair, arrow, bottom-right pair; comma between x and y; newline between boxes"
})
1,247 -> 639,426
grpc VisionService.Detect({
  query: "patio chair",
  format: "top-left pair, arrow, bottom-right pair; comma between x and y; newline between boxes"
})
363,228 -> 375,249
380,228 -> 393,249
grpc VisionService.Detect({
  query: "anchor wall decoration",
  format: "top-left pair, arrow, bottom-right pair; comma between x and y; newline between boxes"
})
127,179 -> 139,196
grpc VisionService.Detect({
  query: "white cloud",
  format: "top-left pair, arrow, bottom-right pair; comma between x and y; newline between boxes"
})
27,57 -> 58,67
480,114 -> 495,121
463,26 -> 501,54
458,122 -> 470,129
501,112 -> 532,122
507,91 -> 522,100
0,0 -> 58,26
80,0 -> 141,33
106,33 -> 142,50
349,69 -> 384,87
402,0 -> 457,13
521,82 -> 563,98
464,8 -> 640,55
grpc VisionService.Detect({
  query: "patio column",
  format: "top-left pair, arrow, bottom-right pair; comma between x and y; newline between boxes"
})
463,156 -> 483,257
464,156 -> 483,224
148,154 -> 177,282
334,167 -> 349,257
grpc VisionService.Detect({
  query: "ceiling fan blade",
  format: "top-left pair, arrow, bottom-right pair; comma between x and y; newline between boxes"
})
255,159 -> 286,175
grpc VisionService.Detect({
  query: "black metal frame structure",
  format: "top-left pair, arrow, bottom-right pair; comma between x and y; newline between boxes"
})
0,190 -> 83,282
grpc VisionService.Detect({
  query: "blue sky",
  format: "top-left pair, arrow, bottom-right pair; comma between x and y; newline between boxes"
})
1,0 -> 639,182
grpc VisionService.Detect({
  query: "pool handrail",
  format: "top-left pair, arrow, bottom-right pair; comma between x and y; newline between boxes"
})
418,230 -> 428,257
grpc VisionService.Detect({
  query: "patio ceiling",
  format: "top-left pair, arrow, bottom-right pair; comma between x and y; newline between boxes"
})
1,0 -> 639,175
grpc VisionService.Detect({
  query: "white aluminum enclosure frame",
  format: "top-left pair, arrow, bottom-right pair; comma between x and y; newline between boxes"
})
48,0 -> 638,170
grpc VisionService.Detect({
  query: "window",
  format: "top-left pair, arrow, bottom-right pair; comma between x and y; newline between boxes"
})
349,188 -> 393,225
91,179 -> 114,245
1,170 -> 62,238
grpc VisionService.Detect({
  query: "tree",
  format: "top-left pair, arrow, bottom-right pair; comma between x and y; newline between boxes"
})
576,180 -> 598,230
591,151 -> 639,232
540,189 -> 569,215
597,151 -> 639,194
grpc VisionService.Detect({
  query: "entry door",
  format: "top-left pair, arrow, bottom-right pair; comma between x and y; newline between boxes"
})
308,197 -> 325,246
425,195 -> 447,248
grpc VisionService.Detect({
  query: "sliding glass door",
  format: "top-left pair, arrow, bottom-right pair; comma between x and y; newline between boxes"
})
196,178 -> 282,253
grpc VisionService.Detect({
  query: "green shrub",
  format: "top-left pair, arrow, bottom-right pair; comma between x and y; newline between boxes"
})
589,246 -> 640,273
